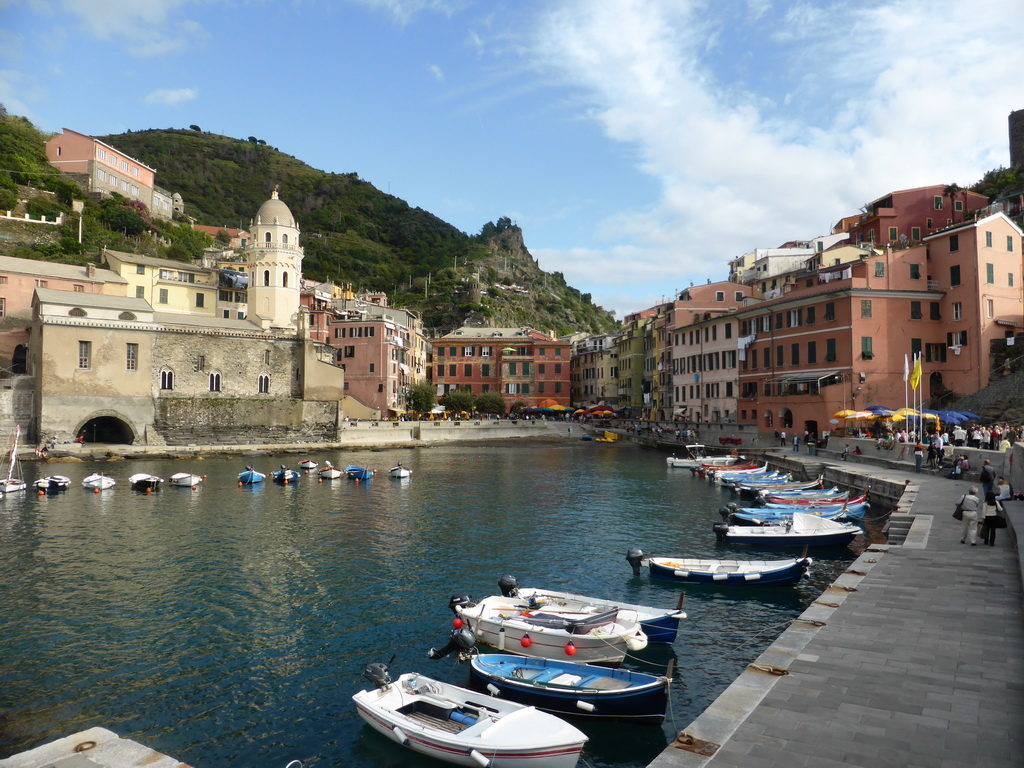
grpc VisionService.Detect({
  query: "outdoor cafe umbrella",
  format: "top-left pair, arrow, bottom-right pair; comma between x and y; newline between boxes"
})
833,409 -> 858,419
844,410 -> 877,420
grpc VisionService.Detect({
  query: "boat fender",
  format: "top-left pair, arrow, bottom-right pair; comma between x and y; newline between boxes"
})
469,749 -> 491,768
486,683 -> 500,697
743,573 -> 761,581
713,522 -> 730,542
673,570 -> 689,579
712,574 -> 728,581
625,631 -> 648,652
498,626 -> 505,651
520,633 -> 532,648
449,709 -> 478,726
564,640 -> 576,656
391,726 -> 409,746
575,700 -> 596,712
626,548 -> 644,576
498,574 -> 519,597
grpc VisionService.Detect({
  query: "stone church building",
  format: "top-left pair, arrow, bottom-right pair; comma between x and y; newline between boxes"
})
28,190 -> 346,445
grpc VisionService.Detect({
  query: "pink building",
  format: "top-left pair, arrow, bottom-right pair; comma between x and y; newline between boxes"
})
45,128 -> 163,216
0,255 -> 127,375
838,185 -> 990,248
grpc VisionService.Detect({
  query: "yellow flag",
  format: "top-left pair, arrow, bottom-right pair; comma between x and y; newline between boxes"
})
910,355 -> 922,390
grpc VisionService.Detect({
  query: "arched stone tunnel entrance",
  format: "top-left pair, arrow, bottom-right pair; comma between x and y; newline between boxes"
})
75,415 -> 137,445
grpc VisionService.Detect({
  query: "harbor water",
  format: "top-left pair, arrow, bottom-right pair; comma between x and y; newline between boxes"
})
0,441 -> 862,767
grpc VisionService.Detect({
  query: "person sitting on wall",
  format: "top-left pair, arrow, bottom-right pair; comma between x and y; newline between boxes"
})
853,446 -> 863,455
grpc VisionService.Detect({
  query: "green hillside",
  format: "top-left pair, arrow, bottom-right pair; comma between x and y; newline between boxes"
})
98,128 -> 620,335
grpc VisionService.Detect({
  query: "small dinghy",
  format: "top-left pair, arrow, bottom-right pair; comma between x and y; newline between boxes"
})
33,475 -> 71,493
82,473 -> 115,490
318,460 -> 343,480
346,465 -> 373,481
389,463 -> 411,479
129,473 -> 162,492
498,574 -> 685,644
630,549 -> 813,586
713,512 -> 860,547
353,661 -> 587,768
298,459 -> 318,471
238,466 -> 265,485
273,465 -> 300,484
469,654 -> 670,725
169,472 -> 204,488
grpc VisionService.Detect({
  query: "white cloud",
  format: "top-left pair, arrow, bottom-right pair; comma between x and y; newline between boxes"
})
429,64 -> 444,81
527,0 -> 1024,316
143,87 -> 198,106
56,0 -> 206,56
348,0 -> 467,24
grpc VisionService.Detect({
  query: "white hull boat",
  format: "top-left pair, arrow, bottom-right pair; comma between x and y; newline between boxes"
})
666,445 -> 740,468
33,475 -> 72,492
390,464 -> 412,478
0,426 -> 26,496
82,473 -> 116,490
318,461 -> 343,480
169,472 -> 204,488
353,663 -> 587,768
129,473 -> 162,492
448,593 -> 648,666
299,459 -> 318,471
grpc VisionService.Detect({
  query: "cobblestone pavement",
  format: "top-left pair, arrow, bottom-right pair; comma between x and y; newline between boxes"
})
651,453 -> 1023,768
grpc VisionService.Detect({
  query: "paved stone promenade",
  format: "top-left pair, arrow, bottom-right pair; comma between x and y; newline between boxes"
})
652,453 -> 1023,768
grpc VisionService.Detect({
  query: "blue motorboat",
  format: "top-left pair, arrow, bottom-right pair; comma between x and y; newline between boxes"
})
238,465 -> 266,485
713,512 -> 860,547
645,555 -> 813,586
346,465 -> 373,481
468,654 -> 670,725
33,475 -> 71,493
273,465 -> 300,484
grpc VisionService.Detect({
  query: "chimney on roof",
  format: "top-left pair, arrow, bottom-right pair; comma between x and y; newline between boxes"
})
87,262 -> 96,277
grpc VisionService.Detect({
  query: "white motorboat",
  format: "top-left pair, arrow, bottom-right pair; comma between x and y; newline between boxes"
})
299,459 -> 318,471
0,426 -> 27,496
713,512 -> 860,547
82,473 -> 116,490
129,473 -> 162,492
445,592 -> 648,666
318,460 -> 343,479
353,662 -> 587,768
169,472 -> 204,488
498,574 -> 685,643
666,444 -> 741,468
389,463 -> 411,478
33,475 -> 72,493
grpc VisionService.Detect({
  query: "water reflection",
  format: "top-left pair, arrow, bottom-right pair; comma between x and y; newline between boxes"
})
0,444 -> 857,768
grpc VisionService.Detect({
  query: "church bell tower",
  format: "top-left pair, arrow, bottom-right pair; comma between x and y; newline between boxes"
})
245,187 -> 303,332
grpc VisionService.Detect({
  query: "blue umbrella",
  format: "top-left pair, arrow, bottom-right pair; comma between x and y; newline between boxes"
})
957,411 -> 981,420
866,405 -> 893,412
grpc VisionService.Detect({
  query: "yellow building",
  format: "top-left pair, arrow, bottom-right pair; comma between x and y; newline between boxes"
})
103,249 -> 218,318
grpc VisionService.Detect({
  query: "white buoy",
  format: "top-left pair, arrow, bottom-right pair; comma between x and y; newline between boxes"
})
469,749 -> 491,768
392,726 -> 409,746
575,700 -> 596,712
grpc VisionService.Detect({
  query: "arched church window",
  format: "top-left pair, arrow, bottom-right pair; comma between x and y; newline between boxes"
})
282,233 -> 288,245
118,312 -> 137,321
264,231 -> 271,244
282,272 -> 288,288
160,368 -> 174,390
209,372 -> 221,392
264,270 -> 270,287
258,374 -> 270,394
69,307 -> 87,317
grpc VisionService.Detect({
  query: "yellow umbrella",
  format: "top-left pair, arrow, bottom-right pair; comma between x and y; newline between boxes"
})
833,410 -> 857,418
893,408 -> 919,418
845,410 -> 876,420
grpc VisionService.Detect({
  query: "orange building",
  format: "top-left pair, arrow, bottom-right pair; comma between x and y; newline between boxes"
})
430,327 -> 571,410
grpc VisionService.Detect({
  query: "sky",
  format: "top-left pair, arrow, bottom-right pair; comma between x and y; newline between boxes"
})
3,0 -> 1023,319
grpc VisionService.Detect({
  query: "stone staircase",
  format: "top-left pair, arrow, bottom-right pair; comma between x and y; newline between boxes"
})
882,515 -> 915,545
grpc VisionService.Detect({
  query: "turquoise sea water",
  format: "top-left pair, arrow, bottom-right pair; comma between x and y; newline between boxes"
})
0,442 -> 861,767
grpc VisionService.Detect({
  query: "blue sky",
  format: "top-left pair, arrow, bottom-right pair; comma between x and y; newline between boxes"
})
3,0 -> 1023,319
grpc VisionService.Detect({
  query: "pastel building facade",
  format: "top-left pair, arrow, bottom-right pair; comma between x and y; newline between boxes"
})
103,250 -> 218,318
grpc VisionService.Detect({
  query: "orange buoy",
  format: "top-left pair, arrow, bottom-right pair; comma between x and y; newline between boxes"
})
94,488 -> 100,494
453,617 -> 463,629
564,641 -> 576,656
520,634 -> 532,648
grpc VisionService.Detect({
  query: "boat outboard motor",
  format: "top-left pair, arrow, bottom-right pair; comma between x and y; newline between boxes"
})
626,548 -> 645,577
428,627 -> 476,660
362,662 -> 391,689
448,593 -> 475,615
713,522 -> 730,542
498,574 -> 520,598
718,502 -> 739,520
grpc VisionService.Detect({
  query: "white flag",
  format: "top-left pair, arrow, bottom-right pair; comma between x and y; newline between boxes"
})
903,354 -> 909,382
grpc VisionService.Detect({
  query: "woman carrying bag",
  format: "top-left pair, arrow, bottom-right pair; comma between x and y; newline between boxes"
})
980,491 -> 1007,547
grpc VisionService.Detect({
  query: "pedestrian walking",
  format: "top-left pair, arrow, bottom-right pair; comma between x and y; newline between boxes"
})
980,459 -> 996,497
793,435 -> 800,453
957,487 -> 982,545
914,442 -> 925,473
979,491 -> 1003,546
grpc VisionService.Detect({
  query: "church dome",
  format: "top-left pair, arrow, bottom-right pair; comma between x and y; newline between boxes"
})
254,188 -> 296,228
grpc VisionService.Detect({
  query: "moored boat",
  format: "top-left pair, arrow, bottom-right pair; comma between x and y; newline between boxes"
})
238,466 -> 266,485
639,553 -> 813,586
468,653 -> 670,725
82,473 -> 116,490
129,473 -> 162,492
0,426 -> 27,496
33,475 -> 72,493
498,574 -> 685,644
346,465 -> 374,481
389,463 -> 411,478
444,592 -> 648,667
318,460 -> 343,479
169,472 -> 204,488
298,459 -> 318,471
273,465 -> 300,484
713,512 -> 860,547
353,661 -> 588,768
